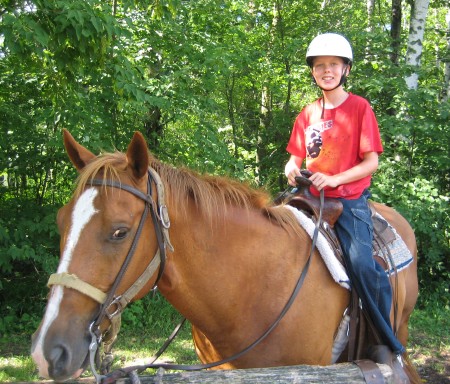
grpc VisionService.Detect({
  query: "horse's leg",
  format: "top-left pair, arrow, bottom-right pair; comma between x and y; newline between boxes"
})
191,326 -> 232,369
391,261 -> 418,346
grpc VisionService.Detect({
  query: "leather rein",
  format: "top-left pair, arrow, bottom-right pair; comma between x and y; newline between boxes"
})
48,169 -> 324,384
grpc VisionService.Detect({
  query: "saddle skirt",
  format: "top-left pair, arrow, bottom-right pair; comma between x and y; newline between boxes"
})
282,204 -> 414,290
371,210 -> 414,275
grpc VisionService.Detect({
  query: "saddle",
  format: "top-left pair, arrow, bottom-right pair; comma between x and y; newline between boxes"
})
277,172 -> 397,255
289,172 -> 343,228
275,172 -> 344,264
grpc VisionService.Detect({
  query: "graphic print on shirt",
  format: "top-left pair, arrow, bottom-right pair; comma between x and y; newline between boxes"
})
305,120 -> 333,158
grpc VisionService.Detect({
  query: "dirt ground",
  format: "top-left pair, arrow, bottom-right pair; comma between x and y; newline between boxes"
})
1,332 -> 448,383
409,345 -> 450,383
21,351 -> 450,383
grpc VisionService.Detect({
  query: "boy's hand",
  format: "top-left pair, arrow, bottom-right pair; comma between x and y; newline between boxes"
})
284,155 -> 305,186
309,172 -> 339,190
286,168 -> 301,186
308,152 -> 379,190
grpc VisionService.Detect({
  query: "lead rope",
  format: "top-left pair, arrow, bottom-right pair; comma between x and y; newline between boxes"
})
100,190 -> 325,384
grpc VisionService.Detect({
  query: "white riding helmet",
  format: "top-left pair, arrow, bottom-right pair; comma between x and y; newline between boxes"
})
306,33 -> 353,67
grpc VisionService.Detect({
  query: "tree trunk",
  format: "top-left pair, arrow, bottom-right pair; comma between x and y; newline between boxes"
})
364,0 -> 376,57
366,0 -> 376,33
225,73 -> 239,158
256,83 -> 271,184
443,8 -> 450,102
404,0 -> 431,89
390,0 -> 402,65
255,2 -> 279,185
48,363 -> 397,384
144,106 -> 163,149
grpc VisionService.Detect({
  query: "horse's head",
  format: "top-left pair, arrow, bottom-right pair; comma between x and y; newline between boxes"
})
31,130 -> 167,381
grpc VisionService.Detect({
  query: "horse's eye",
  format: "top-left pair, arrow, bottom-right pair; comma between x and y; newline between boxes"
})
112,228 -> 128,240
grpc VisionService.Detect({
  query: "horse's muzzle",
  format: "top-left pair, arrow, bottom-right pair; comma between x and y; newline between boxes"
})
31,327 -> 89,382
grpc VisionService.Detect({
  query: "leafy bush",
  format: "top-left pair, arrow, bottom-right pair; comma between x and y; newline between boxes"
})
121,292 -> 184,333
0,0 -> 448,335
373,167 -> 449,309
0,200 -> 60,335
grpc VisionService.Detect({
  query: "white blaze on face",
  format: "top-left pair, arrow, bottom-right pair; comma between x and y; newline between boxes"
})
32,188 -> 99,378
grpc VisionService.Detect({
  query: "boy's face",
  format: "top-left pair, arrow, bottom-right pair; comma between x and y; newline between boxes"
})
311,56 -> 349,91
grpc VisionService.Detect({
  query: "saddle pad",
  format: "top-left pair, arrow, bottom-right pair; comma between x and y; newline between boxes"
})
283,206 -> 414,289
283,205 -> 351,290
373,213 -> 414,275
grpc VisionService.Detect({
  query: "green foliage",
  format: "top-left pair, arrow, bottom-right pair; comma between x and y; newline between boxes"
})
0,354 -> 39,383
0,200 -> 60,272
121,292 -> 183,332
0,0 -> 448,335
373,170 -> 449,309
0,302 -> 448,382
0,199 -> 59,334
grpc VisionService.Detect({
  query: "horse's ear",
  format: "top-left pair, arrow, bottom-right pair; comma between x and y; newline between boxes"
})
63,129 -> 96,172
126,131 -> 149,180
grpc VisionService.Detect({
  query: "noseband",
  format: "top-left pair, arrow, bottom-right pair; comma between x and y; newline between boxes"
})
47,167 -> 173,382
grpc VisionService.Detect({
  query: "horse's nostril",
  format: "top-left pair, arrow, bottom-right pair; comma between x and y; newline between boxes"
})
49,344 -> 70,378
50,345 -> 64,362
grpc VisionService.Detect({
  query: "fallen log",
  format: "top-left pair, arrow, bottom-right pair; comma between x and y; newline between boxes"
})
54,362 -> 395,384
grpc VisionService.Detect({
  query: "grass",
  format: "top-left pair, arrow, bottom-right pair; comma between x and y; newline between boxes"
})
407,306 -> 450,382
0,336 -> 37,382
1,297 -> 448,383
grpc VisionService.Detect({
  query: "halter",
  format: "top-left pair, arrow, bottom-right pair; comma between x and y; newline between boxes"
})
47,168 -> 173,382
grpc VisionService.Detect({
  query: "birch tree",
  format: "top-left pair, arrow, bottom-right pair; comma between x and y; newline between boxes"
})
366,0 -> 375,33
404,0 -> 431,89
444,8 -> 450,101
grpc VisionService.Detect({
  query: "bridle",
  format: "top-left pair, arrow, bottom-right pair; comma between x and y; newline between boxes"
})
47,168 -> 173,382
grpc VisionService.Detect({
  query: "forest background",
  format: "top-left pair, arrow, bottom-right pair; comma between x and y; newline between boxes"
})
0,0 -> 448,370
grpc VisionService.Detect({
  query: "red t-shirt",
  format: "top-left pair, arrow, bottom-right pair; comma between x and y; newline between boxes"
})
286,93 -> 383,199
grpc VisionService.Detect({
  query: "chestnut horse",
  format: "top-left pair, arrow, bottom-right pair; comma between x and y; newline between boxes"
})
31,130 -> 419,382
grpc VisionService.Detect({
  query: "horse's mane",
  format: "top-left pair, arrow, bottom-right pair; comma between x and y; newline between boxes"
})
75,151 -> 130,197
74,151 -> 304,237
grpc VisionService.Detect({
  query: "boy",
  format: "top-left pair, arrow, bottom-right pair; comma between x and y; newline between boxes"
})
285,33 -> 409,383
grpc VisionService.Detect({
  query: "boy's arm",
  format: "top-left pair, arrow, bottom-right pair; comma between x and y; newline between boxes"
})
310,152 -> 379,191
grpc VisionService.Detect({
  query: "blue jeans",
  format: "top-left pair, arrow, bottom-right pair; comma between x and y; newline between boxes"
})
335,190 -> 405,355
